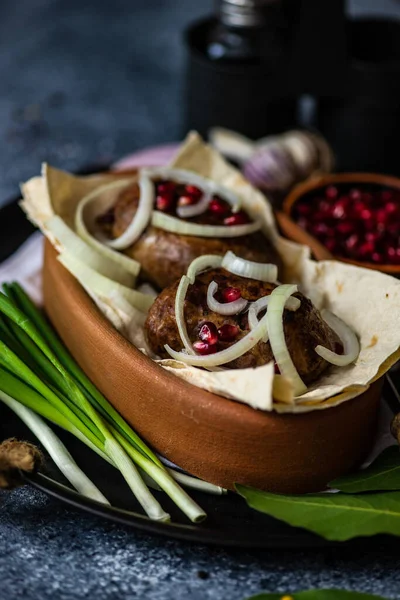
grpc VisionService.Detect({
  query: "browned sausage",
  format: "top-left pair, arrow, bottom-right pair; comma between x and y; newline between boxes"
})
145,268 -> 340,385
99,182 -> 283,289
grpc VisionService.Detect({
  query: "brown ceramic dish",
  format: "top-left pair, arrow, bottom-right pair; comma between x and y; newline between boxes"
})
43,240 -> 383,494
276,172 -> 400,276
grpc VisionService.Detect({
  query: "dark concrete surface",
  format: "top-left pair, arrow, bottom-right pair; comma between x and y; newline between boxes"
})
1,1 -> 400,599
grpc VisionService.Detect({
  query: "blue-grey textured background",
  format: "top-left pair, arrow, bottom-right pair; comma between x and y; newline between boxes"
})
1,1 -> 400,599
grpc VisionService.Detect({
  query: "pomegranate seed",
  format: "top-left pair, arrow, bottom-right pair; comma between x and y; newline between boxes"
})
221,287 -> 241,303
385,201 -> 397,215
193,341 -> 217,355
350,188 -> 362,201
178,195 -> 196,207
376,209 -> 387,223
357,242 -> 374,258
156,182 -> 175,195
365,232 -> 380,243
371,252 -> 383,263
312,222 -> 329,236
332,204 -> 345,219
325,186 -> 338,199
346,234 -> 359,250
208,197 -> 230,216
199,322 -> 218,345
360,208 -> 372,220
218,324 -> 239,342
185,185 -> 202,198
337,222 -> 354,235
224,211 -> 250,226
156,194 -> 174,211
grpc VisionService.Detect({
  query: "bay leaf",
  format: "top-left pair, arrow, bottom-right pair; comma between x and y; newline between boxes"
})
330,446 -> 400,493
246,590 -> 387,600
236,484 -> 400,541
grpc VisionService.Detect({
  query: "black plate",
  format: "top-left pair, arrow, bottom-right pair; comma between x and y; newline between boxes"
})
0,194 -> 398,549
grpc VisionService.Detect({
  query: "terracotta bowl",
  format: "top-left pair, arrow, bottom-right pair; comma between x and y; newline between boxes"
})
276,172 -> 400,276
43,240 -> 383,494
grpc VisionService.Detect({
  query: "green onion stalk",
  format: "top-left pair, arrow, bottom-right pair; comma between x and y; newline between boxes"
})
0,283 -> 209,521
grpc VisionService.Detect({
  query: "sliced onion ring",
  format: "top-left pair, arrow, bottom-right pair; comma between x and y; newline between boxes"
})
165,303 -> 271,368
175,275 -> 195,355
58,251 -> 153,313
75,179 -> 141,276
152,211 -> 261,238
315,309 -> 360,367
186,255 -> 223,284
207,281 -> 247,316
105,171 -> 153,250
45,215 -> 135,288
222,251 -> 278,282
266,284 -> 307,396
176,192 -> 211,219
248,294 -> 301,342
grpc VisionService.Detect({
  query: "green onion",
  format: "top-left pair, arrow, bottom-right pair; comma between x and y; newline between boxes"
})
6,283 -> 162,467
0,367 -> 107,460
0,283 -> 207,522
0,390 -> 110,505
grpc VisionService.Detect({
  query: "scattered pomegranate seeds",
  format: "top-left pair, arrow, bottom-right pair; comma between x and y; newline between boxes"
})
218,323 -> 239,342
193,340 -> 217,355
185,184 -> 202,198
224,211 -> 250,226
153,179 -> 253,225
221,287 -> 242,303
156,181 -> 175,195
199,322 -> 218,345
293,183 -> 400,265
156,195 -> 174,212
208,197 -> 231,216
178,195 -> 196,207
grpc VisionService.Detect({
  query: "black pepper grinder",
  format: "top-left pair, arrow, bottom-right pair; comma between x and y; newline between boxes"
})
184,0 -> 297,139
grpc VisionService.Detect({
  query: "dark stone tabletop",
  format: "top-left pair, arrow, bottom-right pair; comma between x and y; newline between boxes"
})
1,1 -> 400,598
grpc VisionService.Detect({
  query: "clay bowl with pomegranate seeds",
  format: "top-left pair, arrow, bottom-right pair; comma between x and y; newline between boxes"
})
275,172 -> 400,276
43,239 -> 384,495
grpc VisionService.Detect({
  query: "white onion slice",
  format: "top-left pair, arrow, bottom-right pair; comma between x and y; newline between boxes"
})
152,211 -> 261,238
45,215 -> 135,288
186,255 -> 223,284
266,284 -> 307,396
176,192 -> 212,219
221,251 -> 278,282
105,172 -> 153,250
175,275 -> 195,355
315,309 -> 360,366
75,179 -> 141,276
248,294 -> 301,342
165,304 -> 271,368
58,252 -> 154,313
207,281 -> 247,316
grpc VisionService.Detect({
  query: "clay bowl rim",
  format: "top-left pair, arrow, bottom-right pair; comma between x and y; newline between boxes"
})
278,171 -> 400,275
